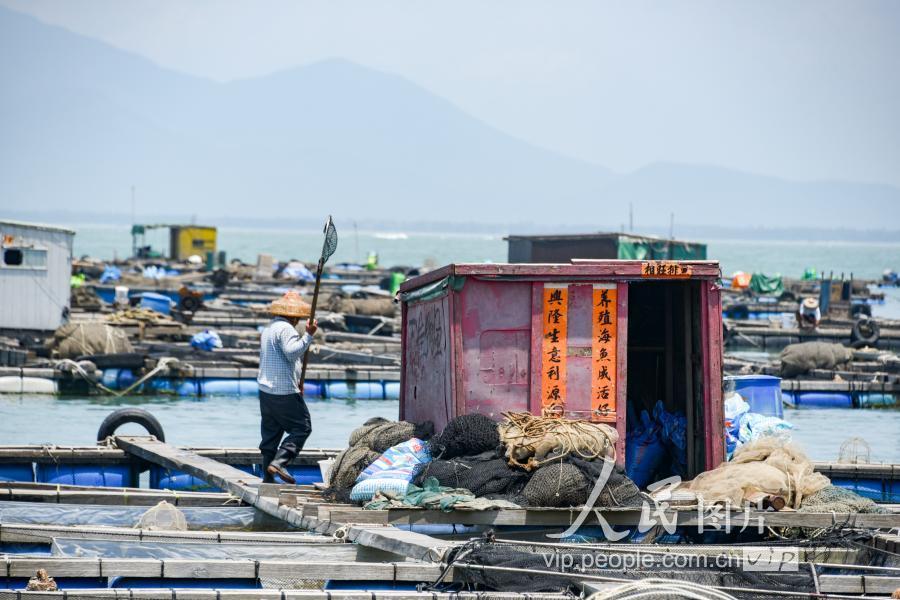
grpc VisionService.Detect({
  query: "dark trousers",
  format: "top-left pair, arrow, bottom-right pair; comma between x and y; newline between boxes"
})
259,390 -> 312,469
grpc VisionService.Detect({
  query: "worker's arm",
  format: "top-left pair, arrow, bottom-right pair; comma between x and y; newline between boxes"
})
279,323 -> 313,364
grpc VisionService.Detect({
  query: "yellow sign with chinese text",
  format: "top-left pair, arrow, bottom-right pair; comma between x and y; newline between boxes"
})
591,284 -> 617,422
641,261 -> 692,278
541,284 -> 568,416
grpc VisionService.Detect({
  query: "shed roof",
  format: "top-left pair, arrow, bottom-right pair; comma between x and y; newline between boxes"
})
400,260 -> 722,293
504,231 -> 704,246
0,220 -> 76,235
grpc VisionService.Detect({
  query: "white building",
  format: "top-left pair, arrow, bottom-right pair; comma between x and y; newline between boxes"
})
0,220 -> 75,331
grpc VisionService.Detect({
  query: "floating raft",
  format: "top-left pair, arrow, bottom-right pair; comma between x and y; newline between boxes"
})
3,438 -> 900,597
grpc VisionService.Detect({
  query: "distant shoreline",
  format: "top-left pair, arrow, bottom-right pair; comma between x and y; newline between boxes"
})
4,210 -> 900,243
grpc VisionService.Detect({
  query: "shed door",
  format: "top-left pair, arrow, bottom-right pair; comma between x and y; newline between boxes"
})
529,281 -> 627,434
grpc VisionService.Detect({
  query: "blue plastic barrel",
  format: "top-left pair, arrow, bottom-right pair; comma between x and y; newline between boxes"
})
176,380 -> 199,396
0,464 -> 34,482
140,292 -> 174,315
200,379 -> 245,396
725,375 -> 784,418
275,465 -> 322,486
36,464 -> 131,487
830,478 -> 889,502
151,464 -> 256,491
110,578 -> 259,589
384,382 -> 400,400
791,392 -> 853,408
303,381 -> 324,399
856,393 -> 899,408
101,369 -> 136,391
326,381 -> 385,400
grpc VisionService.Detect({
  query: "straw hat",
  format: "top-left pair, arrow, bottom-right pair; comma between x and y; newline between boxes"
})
269,290 -> 311,318
801,297 -> 819,310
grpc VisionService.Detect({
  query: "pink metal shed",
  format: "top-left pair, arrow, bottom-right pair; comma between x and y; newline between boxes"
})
399,260 -> 725,474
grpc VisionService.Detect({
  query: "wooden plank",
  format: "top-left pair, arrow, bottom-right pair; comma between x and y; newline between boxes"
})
819,574 -> 900,594
0,485 -> 238,506
4,558 -> 441,581
0,523 -> 333,545
113,436 -> 454,563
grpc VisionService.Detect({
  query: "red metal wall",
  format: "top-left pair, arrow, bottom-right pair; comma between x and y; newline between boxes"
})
458,278 -> 533,421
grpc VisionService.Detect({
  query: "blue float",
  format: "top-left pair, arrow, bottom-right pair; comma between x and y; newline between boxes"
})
271,464 -> 322,486
0,464 -> 34,482
151,464 -> 256,491
110,578 -> 259,589
856,393 -> 899,408
36,464 -> 131,487
788,391 -> 853,409
100,368 -> 136,391
384,382 -> 400,400
326,381 -> 385,400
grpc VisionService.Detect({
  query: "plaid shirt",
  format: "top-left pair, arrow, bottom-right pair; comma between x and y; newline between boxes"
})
257,317 -> 313,395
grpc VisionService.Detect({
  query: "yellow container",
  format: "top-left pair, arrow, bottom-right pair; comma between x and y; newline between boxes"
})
169,226 -> 216,261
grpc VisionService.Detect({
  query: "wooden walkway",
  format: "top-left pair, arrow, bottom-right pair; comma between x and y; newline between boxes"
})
113,436 -> 455,562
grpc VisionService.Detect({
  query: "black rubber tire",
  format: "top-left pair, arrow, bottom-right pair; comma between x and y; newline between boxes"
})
77,352 -> 146,370
97,408 -> 166,442
850,317 -> 880,349
849,303 -> 872,318
178,295 -> 201,312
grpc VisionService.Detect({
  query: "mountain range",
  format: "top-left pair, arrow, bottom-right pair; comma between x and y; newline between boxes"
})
1,5 -> 898,230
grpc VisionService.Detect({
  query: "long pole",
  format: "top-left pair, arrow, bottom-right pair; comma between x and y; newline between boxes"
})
298,256 -> 324,394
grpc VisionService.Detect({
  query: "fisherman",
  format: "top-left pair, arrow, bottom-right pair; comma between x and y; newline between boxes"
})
797,297 -> 821,331
257,290 -> 318,483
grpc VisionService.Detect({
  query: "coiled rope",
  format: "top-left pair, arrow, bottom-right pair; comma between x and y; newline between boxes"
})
55,357 -> 185,397
499,411 -> 617,469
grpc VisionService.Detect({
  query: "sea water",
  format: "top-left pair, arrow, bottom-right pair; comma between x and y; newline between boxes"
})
72,224 -> 900,281
2,394 -> 899,463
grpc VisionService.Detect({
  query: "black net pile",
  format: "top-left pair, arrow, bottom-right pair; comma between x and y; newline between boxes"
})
523,462 -> 589,507
444,539 -> 818,598
569,456 -> 643,508
431,414 -> 500,459
414,451 -> 528,499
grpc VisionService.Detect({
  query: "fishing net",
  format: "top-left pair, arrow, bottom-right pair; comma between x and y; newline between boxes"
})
323,446 -> 380,502
347,417 -> 432,453
46,322 -> 133,358
431,414 -> 501,459
522,462 -> 590,507
136,501 -> 188,531
321,216 -> 338,263
499,412 -> 617,470
779,341 -> 852,377
687,438 -> 829,508
414,451 -> 528,498
443,539 -> 818,598
798,485 -> 889,514
568,457 -> 643,508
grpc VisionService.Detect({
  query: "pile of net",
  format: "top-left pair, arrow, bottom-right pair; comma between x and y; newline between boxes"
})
779,341 -> 853,377
412,412 -> 639,509
325,417 -> 433,502
136,501 -> 188,531
46,322 -> 133,359
799,485 -> 889,514
430,413 -> 500,458
445,538 -> 819,595
686,437 -> 830,508
498,411 -> 617,470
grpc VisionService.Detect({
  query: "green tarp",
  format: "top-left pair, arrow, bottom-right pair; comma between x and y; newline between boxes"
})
616,236 -> 707,260
749,272 -> 784,296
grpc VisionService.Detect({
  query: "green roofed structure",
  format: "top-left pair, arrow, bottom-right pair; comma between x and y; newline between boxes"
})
505,232 -> 707,263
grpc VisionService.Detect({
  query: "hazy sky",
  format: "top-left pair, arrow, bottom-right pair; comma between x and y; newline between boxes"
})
3,0 -> 898,187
